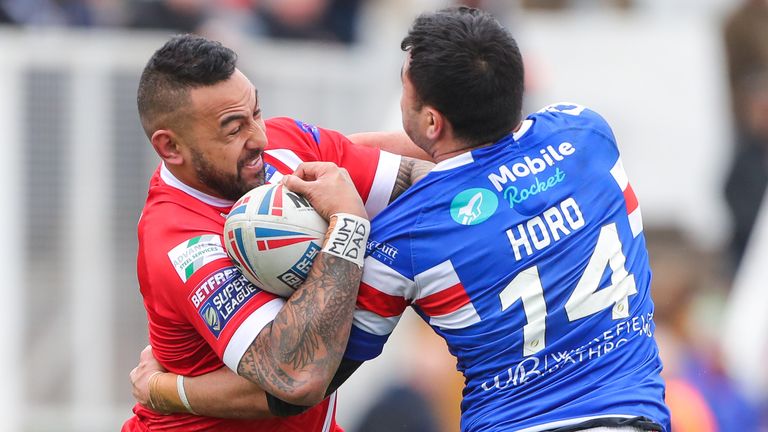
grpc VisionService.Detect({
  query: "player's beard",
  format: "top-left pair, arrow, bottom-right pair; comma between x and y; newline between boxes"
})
190,147 -> 265,201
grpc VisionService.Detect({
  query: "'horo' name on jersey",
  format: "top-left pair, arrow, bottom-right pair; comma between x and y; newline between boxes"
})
487,142 -> 576,192
506,197 -> 585,261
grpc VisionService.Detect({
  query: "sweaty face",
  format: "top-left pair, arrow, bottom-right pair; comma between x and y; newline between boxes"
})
182,69 -> 268,201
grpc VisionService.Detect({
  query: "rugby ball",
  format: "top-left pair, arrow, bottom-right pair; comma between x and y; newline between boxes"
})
224,184 -> 328,297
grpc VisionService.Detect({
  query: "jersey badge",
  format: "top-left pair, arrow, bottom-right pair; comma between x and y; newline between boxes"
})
450,188 -> 498,226
189,266 -> 261,338
167,235 -> 228,282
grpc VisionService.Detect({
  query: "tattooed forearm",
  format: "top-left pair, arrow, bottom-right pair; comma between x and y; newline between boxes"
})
237,253 -> 362,404
274,289 -> 321,369
238,323 -> 306,395
389,156 -> 435,203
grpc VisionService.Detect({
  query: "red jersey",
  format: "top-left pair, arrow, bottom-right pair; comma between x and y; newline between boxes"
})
123,118 -> 401,432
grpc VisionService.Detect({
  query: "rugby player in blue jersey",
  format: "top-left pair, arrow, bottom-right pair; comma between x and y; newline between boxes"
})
133,7 -> 670,432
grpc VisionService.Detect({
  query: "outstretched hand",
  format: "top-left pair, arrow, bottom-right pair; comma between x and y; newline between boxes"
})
130,345 -> 166,408
281,162 -> 367,220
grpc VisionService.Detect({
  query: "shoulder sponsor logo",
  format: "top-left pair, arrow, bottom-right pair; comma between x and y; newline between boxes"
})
450,188 -> 498,226
188,266 -> 261,338
189,266 -> 240,308
168,235 -> 228,282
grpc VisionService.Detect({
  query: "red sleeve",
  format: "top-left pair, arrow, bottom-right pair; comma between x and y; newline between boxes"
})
139,206 -> 284,373
265,117 -> 402,218
174,256 -> 285,371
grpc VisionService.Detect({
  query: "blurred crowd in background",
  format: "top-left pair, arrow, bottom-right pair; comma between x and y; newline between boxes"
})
2,0 -> 768,431
0,0 -> 735,44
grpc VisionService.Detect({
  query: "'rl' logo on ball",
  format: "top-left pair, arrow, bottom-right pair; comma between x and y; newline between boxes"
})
286,191 -> 312,209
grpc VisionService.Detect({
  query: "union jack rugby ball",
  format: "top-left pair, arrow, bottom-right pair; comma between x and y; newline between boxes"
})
224,184 -> 328,297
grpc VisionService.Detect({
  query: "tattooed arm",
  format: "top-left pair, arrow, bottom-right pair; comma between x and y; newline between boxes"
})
238,253 -> 361,405
262,158 -> 435,415
265,357 -> 363,416
235,162 -> 367,406
389,156 -> 435,202
233,157 -> 435,407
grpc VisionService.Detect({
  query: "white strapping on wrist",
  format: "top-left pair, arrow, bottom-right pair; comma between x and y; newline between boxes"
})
322,213 -> 370,267
176,374 -> 196,414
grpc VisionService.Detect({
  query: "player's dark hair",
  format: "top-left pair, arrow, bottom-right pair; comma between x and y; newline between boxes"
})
137,34 -> 238,136
401,7 -> 524,146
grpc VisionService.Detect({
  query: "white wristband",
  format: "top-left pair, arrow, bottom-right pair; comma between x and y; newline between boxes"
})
176,374 -> 196,414
322,213 -> 370,267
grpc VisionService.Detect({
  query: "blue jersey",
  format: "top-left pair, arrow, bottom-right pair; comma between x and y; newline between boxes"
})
345,104 -> 670,432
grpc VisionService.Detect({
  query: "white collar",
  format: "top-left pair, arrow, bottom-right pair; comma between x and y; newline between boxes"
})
160,163 -> 235,208
513,119 -> 533,140
432,151 -> 475,172
432,121 -> 533,173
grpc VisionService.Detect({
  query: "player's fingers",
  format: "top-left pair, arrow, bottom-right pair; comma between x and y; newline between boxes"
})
296,161 -> 343,180
290,164 -> 309,180
139,344 -> 153,361
281,174 -> 312,196
291,162 -> 327,181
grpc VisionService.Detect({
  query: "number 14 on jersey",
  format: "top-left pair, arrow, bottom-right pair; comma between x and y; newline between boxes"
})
500,223 -> 638,356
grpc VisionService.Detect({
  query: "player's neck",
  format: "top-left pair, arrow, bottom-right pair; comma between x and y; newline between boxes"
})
430,139 -> 494,163
432,146 -> 472,163
430,122 -> 522,163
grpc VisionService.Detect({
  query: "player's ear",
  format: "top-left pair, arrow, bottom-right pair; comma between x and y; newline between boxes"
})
151,129 -> 184,166
424,107 -> 444,140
